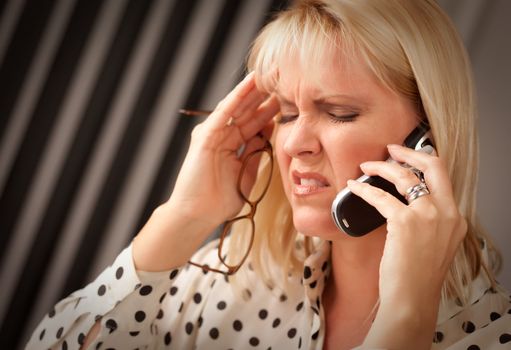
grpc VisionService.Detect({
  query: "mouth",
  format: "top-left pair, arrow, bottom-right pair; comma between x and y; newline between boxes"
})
292,170 -> 331,196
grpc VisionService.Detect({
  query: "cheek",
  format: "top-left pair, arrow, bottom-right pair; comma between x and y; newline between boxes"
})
326,130 -> 389,190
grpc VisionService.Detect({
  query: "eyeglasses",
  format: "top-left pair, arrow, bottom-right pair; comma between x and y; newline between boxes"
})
181,109 -> 274,275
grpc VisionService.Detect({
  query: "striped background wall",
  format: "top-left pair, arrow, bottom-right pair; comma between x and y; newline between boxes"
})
0,0 -> 288,348
1,0 -> 510,349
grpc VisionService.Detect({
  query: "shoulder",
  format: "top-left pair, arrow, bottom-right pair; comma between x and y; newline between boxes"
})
433,275 -> 510,349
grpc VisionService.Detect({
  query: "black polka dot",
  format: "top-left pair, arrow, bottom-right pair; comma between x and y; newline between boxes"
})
259,309 -> 268,319
288,328 -> 297,338
249,337 -> 260,346
312,330 -> 319,340
185,322 -> 193,335
94,315 -> 102,322
209,327 -> 219,339
134,283 -> 141,290
303,266 -> 312,279
157,309 -> 164,319
280,294 -> 287,302
490,312 -> 501,321
48,307 -> 55,318
321,261 -> 328,271
105,319 -> 117,333
309,280 -> 317,288
56,327 -> 64,338
62,340 -> 68,350
135,311 -> 146,322
193,293 -> 202,304
272,318 -> 281,328
95,342 -> 102,349
159,293 -> 166,303
296,302 -> 303,311
467,345 -> 480,350
508,308 -> 511,314
244,289 -> 252,299
500,333 -> 511,344
299,337 -> 302,348
178,302 -> 184,312
462,321 -> 475,333
170,287 -> 178,295
129,331 -> 139,336
39,329 -> 45,340
217,301 -> 227,310
139,285 -> 153,296
433,331 -> 444,343
97,284 -> 106,296
233,320 -> 243,331
78,333 -> 85,345
115,267 -> 123,279
198,316 -> 203,327
169,269 -> 179,279
164,331 -> 172,345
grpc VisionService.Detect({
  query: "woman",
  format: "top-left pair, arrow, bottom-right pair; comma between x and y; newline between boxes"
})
27,0 -> 510,349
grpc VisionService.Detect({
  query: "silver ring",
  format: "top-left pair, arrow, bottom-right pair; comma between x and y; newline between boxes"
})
402,164 -> 425,183
405,182 -> 430,203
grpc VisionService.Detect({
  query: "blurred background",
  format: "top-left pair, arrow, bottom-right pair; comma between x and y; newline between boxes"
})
0,0 -> 509,348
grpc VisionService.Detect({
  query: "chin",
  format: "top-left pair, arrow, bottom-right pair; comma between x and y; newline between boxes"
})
292,207 -> 339,239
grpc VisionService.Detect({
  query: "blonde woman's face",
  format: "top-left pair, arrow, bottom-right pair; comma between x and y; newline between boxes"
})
273,50 -> 419,240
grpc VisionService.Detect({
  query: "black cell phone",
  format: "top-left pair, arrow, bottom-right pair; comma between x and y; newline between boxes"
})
331,121 -> 435,237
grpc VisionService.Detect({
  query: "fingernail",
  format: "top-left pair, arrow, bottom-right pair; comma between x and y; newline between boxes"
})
347,179 -> 357,186
387,144 -> 400,150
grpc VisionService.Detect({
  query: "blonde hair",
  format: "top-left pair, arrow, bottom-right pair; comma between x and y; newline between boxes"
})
229,0 -> 501,305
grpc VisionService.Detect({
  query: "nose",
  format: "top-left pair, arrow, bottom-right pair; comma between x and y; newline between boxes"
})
282,115 -> 322,159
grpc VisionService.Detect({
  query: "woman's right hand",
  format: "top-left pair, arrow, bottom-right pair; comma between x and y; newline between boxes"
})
169,72 -> 278,227
132,72 -> 279,272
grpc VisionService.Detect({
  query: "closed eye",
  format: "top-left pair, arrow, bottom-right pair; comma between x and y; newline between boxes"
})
328,113 -> 359,124
276,114 -> 298,124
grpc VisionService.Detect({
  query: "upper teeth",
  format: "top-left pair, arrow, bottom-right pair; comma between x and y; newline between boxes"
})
300,178 -> 326,187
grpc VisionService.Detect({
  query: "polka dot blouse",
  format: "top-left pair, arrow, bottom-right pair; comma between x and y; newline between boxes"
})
27,239 -> 511,349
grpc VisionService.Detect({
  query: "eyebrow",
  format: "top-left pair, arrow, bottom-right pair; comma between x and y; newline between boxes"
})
274,92 -> 366,107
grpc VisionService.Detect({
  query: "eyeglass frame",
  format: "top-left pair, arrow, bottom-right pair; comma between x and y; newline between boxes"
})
182,109 -> 274,275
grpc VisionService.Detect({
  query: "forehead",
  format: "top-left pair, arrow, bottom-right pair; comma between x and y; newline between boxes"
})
273,46 -> 380,101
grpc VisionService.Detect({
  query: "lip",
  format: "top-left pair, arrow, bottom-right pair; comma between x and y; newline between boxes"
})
292,170 -> 331,196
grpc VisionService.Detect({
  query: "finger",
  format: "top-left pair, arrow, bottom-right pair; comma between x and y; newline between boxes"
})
387,144 -> 453,197
360,161 -> 424,196
346,179 -> 405,219
208,72 -> 257,129
238,95 -> 279,140
231,89 -> 267,124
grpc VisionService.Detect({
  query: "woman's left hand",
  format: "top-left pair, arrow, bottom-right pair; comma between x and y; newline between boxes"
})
346,144 -> 467,347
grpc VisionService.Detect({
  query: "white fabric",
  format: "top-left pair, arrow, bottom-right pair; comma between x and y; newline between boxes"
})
26,238 -> 511,349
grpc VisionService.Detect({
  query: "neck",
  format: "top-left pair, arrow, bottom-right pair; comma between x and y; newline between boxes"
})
324,225 -> 386,314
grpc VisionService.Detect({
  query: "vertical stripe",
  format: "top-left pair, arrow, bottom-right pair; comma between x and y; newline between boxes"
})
60,0 -> 200,299
0,0 -> 78,325
0,0 -> 55,141
18,0 -> 138,345
0,0 -> 75,195
0,0 -> 25,67
89,0 -> 225,279
55,0 -> 175,296
0,0 -> 101,266
0,0 -> 104,347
